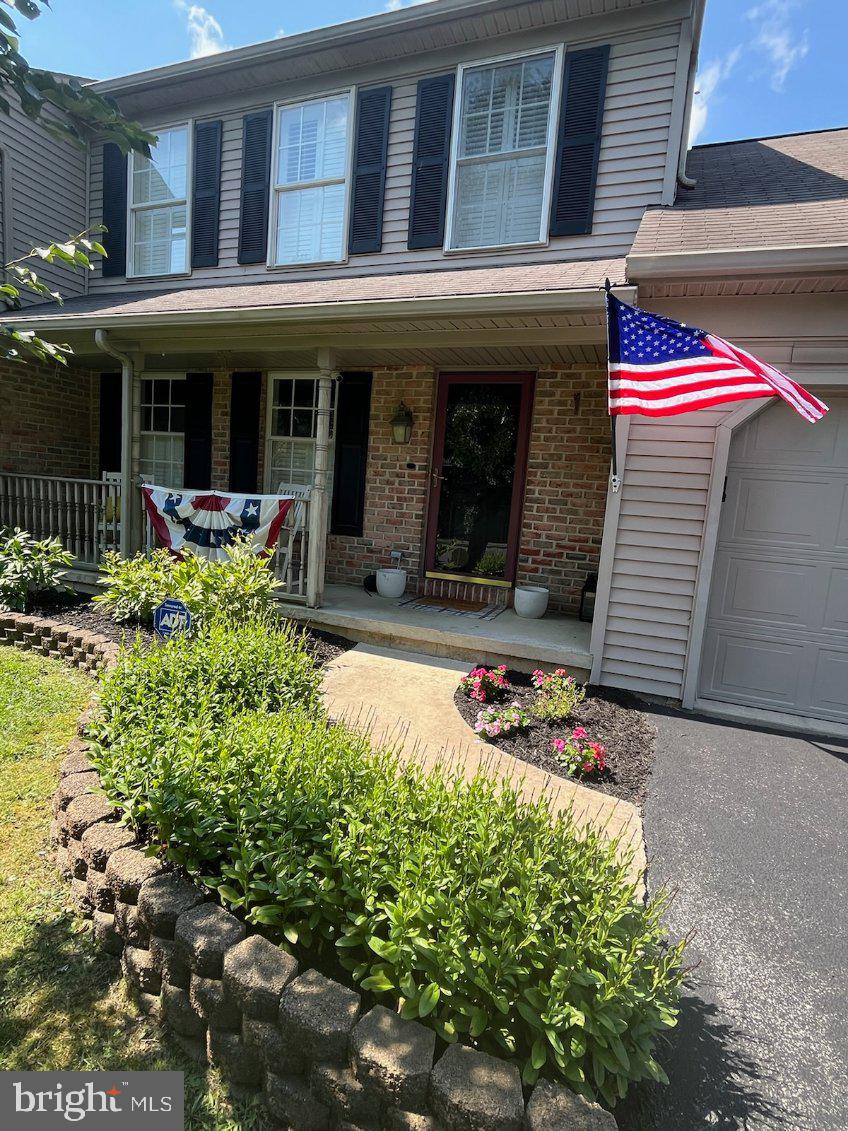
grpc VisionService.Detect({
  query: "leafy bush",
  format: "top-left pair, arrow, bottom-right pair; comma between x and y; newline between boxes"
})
459,665 -> 510,703
473,701 -> 531,739
91,620 -> 683,1106
95,541 -> 283,625
552,727 -> 607,777
531,668 -> 586,722
473,549 -> 506,576
0,527 -> 73,612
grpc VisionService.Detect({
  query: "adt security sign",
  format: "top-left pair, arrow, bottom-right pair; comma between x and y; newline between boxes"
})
153,598 -> 192,639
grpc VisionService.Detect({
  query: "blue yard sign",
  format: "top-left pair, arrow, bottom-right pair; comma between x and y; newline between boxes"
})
153,598 -> 192,639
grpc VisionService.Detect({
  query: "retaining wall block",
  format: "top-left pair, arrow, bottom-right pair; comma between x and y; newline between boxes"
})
383,1112 -> 441,1130
265,1071 -> 330,1131
351,1005 -> 435,1114
60,740 -> 94,776
64,793 -> 117,840
279,969 -> 360,1066
309,1063 -> 381,1126
105,847 -> 165,905
172,1033 -> 208,1065
86,868 -> 115,913
223,935 -> 298,1021
137,873 -> 204,940
136,992 -> 162,1021
114,901 -> 150,949
190,974 -> 242,1032
150,936 -> 191,990
54,845 -> 71,880
207,1028 -> 263,1086
523,1079 -> 617,1130
92,909 -> 124,954
429,1044 -> 524,1131
242,1017 -> 307,1078
70,878 -> 93,917
174,903 -> 247,979
80,821 -> 137,872
67,837 -> 88,880
122,945 -> 162,996
53,770 -> 101,814
160,983 -> 207,1040
49,817 -> 63,849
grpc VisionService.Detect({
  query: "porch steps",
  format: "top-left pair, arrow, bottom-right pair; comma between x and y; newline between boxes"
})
282,584 -> 593,675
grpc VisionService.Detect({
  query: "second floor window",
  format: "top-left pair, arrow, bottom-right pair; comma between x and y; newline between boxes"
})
271,94 -> 351,267
129,125 -> 190,277
448,51 -> 559,251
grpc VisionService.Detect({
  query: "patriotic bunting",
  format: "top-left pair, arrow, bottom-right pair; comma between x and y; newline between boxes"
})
142,486 -> 293,561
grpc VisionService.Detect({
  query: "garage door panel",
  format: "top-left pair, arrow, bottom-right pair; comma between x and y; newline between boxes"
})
710,554 -> 814,627
703,632 -> 803,708
700,397 -> 848,724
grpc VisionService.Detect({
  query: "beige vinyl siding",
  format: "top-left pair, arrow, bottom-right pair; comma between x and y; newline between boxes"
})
1,93 -> 88,302
597,407 -> 735,698
88,19 -> 683,292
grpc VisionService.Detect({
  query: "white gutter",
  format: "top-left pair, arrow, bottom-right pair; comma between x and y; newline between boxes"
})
94,330 -> 134,558
677,0 -> 706,189
2,285 -> 638,333
627,243 -> 848,280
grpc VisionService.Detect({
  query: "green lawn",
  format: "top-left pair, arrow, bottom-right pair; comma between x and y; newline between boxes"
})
0,646 -> 259,1129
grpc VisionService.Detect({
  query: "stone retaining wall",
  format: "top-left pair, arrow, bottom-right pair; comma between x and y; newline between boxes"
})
7,612 -> 618,1130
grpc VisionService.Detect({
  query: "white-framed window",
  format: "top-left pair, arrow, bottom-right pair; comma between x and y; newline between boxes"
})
139,376 -> 186,487
265,375 -> 337,489
446,48 -> 562,252
128,124 -> 191,277
269,92 -> 353,267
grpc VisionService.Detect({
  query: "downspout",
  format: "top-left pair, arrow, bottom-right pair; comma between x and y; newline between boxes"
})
94,329 -> 133,558
677,0 -> 707,190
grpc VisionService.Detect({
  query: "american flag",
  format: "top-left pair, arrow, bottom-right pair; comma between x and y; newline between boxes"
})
606,294 -> 828,422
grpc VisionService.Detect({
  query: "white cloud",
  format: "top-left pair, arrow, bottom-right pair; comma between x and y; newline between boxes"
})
384,0 -> 435,10
689,46 -> 741,145
174,1 -> 230,58
746,0 -> 809,91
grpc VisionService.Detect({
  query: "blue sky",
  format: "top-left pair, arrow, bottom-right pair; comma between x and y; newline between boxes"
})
20,0 -> 848,147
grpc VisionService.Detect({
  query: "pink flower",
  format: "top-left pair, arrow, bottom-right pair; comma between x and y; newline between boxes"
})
552,738 -> 566,754
571,726 -> 588,740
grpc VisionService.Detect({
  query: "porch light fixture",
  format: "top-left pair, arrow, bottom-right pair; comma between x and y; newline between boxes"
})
390,402 -> 414,444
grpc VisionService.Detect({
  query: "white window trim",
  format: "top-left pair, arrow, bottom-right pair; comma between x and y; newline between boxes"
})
138,372 -> 187,488
263,372 -> 338,492
444,44 -> 564,255
266,88 -> 356,270
126,121 -> 193,280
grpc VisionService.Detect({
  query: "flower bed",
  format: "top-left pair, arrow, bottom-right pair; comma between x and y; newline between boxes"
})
454,667 -> 656,806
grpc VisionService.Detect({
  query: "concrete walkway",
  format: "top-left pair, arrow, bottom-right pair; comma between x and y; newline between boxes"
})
618,710 -> 848,1131
321,644 -> 643,870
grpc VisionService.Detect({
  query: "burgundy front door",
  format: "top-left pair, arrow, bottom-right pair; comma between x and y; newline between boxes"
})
425,373 -> 534,585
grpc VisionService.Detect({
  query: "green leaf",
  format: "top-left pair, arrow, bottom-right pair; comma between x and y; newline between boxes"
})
418,983 -> 440,1018
530,1038 -> 547,1070
361,973 -> 394,994
283,925 -> 298,945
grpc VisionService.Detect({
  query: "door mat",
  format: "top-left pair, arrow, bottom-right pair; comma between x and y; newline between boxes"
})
398,595 -> 507,621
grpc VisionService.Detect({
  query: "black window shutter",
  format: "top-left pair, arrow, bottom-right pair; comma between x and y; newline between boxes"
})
549,45 -> 610,237
101,143 -> 128,277
228,372 -> 262,493
183,373 -> 213,489
407,73 -> 455,250
331,373 -> 372,537
98,373 -> 122,475
238,108 -> 273,265
192,119 -> 223,268
348,86 -> 392,255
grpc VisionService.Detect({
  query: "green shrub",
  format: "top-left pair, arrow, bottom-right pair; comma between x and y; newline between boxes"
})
0,527 -> 73,612
531,668 -> 586,722
91,620 -> 683,1106
95,541 -> 283,625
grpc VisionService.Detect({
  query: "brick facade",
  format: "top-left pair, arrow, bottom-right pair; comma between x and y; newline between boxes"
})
0,358 -> 97,478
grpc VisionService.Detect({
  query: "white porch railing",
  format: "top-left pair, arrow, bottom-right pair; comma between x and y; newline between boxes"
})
0,472 -> 120,567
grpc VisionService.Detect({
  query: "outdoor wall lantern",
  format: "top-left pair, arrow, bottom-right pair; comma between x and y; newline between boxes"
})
391,402 -> 414,444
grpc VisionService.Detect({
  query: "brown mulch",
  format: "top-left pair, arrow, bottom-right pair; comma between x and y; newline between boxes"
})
28,594 -> 353,668
453,668 -> 656,807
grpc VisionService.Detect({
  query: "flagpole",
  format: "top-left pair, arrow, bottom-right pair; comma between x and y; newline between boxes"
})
604,278 -> 621,494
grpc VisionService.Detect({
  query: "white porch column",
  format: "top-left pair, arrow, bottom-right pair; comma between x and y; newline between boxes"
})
307,350 -> 339,607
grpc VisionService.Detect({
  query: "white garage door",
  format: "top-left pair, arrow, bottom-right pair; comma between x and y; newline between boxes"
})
700,394 -> 848,723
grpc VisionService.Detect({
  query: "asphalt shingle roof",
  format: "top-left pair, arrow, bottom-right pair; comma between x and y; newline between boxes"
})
631,127 -> 848,257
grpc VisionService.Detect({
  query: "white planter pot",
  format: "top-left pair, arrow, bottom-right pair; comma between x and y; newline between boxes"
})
376,568 -> 407,598
513,584 -> 549,619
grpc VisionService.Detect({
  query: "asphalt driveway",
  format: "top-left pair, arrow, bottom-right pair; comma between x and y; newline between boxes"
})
618,710 -> 848,1131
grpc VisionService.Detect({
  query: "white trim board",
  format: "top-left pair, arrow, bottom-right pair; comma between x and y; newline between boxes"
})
589,415 -> 630,684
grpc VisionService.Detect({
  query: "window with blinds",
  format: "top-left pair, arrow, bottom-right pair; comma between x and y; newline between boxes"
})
267,376 -> 338,489
139,377 -> 186,487
271,94 -> 352,266
448,51 -> 559,251
129,125 -> 190,277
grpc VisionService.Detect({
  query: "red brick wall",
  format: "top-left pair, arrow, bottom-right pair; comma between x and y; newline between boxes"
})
0,358 -> 96,477
516,368 -> 609,613
326,367 -> 436,587
210,371 -> 230,490
324,366 -> 608,613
